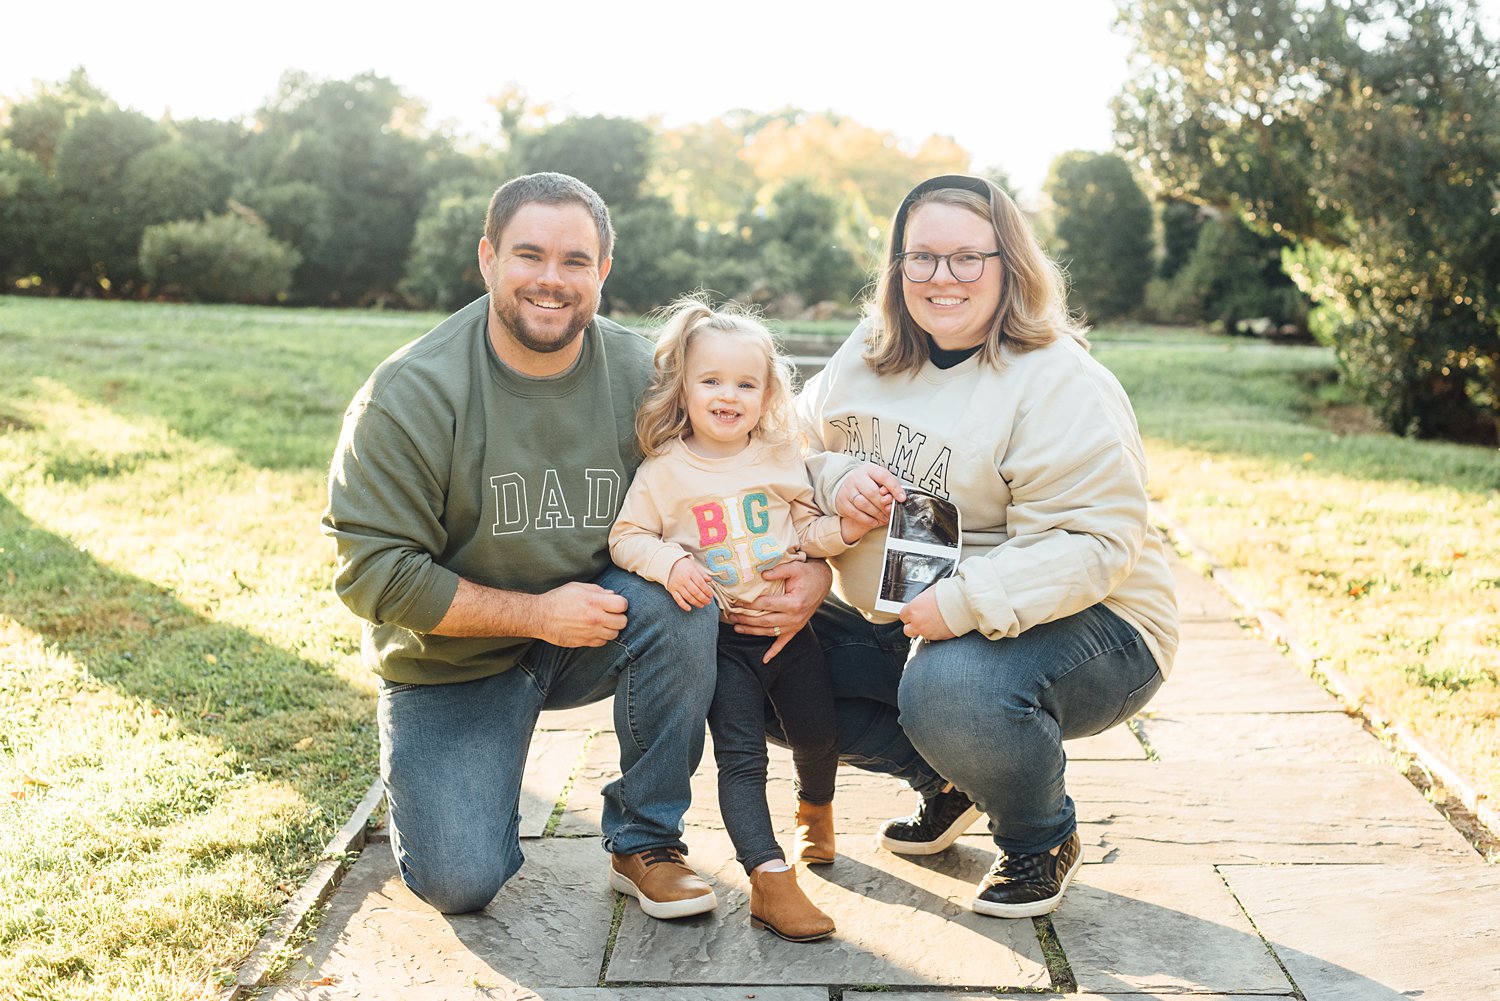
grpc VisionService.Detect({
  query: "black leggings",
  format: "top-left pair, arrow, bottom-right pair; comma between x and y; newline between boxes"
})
708,622 -> 839,873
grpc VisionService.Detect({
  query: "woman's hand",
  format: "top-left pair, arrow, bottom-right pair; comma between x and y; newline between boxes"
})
728,560 -> 833,662
834,463 -> 905,533
899,588 -> 956,642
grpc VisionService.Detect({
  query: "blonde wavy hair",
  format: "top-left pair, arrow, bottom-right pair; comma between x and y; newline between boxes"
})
637,296 -> 801,457
863,175 -> 1088,376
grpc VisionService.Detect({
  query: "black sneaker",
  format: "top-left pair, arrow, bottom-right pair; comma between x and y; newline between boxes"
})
876,785 -> 982,855
971,831 -> 1083,918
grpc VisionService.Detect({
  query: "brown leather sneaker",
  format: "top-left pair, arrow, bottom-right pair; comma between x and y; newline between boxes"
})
792,800 -> 836,865
609,846 -> 717,919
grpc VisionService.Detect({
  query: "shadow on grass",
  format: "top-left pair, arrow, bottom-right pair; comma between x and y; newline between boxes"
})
0,490 -> 377,829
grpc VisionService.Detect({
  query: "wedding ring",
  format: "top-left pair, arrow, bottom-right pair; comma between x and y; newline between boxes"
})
772,626 -> 782,636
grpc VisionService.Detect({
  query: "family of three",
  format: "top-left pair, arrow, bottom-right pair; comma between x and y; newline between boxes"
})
321,170 -> 1178,944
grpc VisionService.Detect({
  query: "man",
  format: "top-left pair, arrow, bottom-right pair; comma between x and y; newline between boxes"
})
322,172 -> 741,919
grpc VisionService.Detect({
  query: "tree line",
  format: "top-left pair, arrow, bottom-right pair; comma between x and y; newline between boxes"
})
0,70 -> 980,317
3,0 -> 1497,444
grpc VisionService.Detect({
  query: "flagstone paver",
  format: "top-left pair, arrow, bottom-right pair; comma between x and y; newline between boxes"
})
1138,710 -> 1392,765
264,987 -> 824,1000
1147,637 -> 1343,715
1051,863 -> 1291,994
518,729 -> 591,838
283,839 -> 614,992
605,831 -> 1049,988
1066,760 -> 1475,864
261,550 -> 1497,1000
1220,861 -> 1500,1001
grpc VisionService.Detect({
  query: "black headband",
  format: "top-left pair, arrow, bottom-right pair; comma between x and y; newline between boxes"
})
892,174 -> 997,252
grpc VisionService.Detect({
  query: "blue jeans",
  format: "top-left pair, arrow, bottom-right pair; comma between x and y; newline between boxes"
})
810,596 -> 1162,855
376,566 -> 718,914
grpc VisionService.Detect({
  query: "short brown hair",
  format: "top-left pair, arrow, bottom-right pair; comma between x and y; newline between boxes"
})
485,172 -> 615,262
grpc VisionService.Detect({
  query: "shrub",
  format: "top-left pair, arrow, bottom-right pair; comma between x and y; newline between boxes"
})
1045,152 -> 1154,323
399,191 -> 490,311
139,213 -> 300,304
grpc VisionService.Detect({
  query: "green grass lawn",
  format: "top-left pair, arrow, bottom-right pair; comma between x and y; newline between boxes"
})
0,298 -> 439,999
1095,321 -> 1500,835
0,298 -> 1495,998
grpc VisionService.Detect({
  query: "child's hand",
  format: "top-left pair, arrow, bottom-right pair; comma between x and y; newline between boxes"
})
839,514 -> 877,544
666,556 -> 716,612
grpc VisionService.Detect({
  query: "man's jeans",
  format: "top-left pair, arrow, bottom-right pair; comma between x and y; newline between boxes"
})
811,596 -> 1162,855
376,566 -> 717,914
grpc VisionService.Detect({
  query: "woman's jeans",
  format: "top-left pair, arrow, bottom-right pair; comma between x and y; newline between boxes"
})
376,566 -> 718,914
808,596 -> 1162,855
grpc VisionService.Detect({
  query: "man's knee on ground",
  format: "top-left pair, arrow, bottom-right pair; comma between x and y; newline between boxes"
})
403,856 -> 510,915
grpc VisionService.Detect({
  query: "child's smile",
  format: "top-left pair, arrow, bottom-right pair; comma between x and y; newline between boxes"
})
682,332 -> 769,459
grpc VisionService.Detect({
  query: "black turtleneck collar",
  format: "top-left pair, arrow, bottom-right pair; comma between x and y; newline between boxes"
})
927,336 -> 982,370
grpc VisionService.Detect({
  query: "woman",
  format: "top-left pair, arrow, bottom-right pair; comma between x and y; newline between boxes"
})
783,174 -> 1177,918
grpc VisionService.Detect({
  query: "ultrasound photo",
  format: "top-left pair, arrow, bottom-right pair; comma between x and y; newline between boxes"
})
875,487 -> 962,614
888,491 -> 960,548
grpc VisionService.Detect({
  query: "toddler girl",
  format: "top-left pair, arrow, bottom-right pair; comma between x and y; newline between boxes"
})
609,297 -> 875,942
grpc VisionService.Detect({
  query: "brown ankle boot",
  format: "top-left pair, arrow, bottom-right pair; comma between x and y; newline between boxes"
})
792,800 -> 835,865
749,866 -> 835,942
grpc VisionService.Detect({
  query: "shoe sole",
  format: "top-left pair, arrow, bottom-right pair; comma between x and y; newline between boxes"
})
876,804 -> 983,856
608,868 -> 717,920
970,849 -> 1083,919
750,915 -> 835,942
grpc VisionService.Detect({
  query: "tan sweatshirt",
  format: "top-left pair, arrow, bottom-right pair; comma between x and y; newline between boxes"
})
799,323 -> 1179,677
609,437 -> 850,619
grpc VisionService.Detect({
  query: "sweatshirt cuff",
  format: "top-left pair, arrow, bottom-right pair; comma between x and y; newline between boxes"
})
643,544 -> 692,585
934,577 -> 979,638
405,564 -> 462,633
804,515 -> 853,558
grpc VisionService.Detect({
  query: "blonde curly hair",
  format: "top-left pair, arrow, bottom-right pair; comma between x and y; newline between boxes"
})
636,295 -> 801,458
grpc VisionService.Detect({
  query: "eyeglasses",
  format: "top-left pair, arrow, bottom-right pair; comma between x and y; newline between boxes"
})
897,251 -> 1001,283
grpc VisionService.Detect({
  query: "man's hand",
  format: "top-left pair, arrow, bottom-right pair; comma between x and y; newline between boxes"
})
432,577 -> 626,645
666,556 -> 715,612
898,588 -> 955,642
534,581 -> 629,647
728,559 -> 833,662
835,463 -> 906,534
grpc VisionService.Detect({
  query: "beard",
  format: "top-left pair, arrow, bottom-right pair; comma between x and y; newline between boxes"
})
487,277 -> 598,355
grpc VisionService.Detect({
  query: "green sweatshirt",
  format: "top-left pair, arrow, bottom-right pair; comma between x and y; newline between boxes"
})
321,295 -> 654,685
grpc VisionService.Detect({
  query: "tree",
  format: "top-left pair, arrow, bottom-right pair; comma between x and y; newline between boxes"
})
1115,0 -> 1500,441
1044,151 -> 1155,323
605,196 -> 704,314
247,71 -> 452,304
400,189 -> 491,311
0,147 -> 53,285
735,179 -> 867,311
122,143 -> 229,234
1157,198 -> 1203,281
1,69 -> 108,170
511,115 -> 653,212
47,107 -> 168,292
1159,211 -> 1309,333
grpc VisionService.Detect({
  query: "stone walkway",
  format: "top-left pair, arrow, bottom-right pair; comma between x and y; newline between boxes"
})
259,555 -> 1500,999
